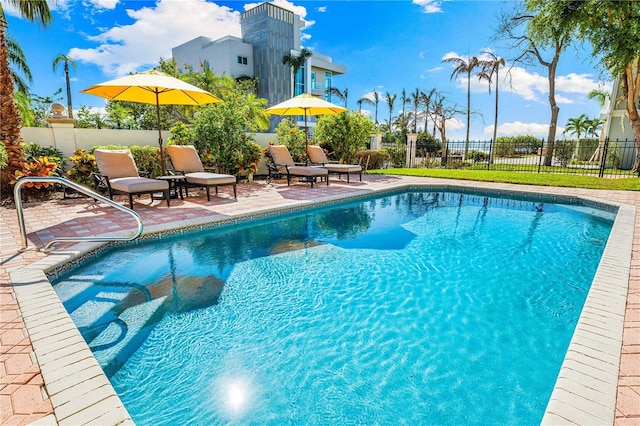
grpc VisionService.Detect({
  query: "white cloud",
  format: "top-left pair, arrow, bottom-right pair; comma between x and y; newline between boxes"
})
413,0 -> 443,13
245,0 -> 314,29
317,6 -> 327,13
86,0 -> 119,9
488,121 -> 564,138
555,73 -> 602,93
69,0 -> 241,76
426,66 -> 442,73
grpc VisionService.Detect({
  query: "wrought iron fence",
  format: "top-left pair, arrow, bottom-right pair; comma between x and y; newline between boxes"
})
398,138 -> 639,178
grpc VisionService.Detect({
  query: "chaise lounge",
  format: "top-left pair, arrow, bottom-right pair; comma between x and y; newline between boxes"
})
267,145 -> 328,188
94,149 -> 170,210
306,145 -> 362,183
166,145 -> 237,201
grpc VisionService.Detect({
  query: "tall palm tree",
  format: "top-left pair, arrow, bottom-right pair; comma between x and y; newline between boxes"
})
410,87 -> 421,133
419,88 -> 436,133
442,54 -> 480,159
385,91 -> 396,131
282,47 -> 312,97
586,117 -> 602,139
6,32 -> 31,95
1,0 -> 52,190
360,90 -> 381,125
329,86 -> 348,108
478,52 -> 505,163
52,53 -> 77,118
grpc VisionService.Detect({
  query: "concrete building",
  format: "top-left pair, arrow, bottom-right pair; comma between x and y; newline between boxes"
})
601,73 -> 638,169
172,2 -> 347,129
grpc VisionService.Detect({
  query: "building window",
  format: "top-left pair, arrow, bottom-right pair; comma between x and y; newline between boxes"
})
294,66 -> 305,96
325,72 -> 332,101
237,56 -> 248,65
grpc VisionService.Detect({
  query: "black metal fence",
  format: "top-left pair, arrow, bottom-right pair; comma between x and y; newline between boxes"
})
394,138 -> 639,178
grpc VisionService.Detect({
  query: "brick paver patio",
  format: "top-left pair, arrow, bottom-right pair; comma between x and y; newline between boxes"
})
1,175 -> 638,425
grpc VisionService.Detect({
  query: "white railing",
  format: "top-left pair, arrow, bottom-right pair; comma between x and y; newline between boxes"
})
14,177 -> 144,252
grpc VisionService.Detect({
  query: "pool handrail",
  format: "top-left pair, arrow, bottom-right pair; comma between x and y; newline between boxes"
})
14,176 -> 144,252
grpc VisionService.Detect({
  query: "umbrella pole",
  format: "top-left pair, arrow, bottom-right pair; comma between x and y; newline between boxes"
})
304,110 -> 308,165
155,93 -> 166,176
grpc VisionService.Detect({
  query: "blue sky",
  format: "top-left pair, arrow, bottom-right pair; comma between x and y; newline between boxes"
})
6,0 -> 612,141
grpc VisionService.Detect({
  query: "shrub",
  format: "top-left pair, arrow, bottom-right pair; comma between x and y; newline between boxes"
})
92,145 -> 163,177
605,142 -> 621,169
494,136 -> 541,157
168,122 -> 194,146
22,142 -> 66,169
191,99 -> 260,175
576,138 -> 599,162
275,118 -> 307,163
11,157 -> 59,189
554,140 -> 576,166
383,144 -> 406,167
314,112 -> 375,163
416,131 -> 441,153
356,149 -> 390,170
468,150 -> 489,163
67,149 -> 98,188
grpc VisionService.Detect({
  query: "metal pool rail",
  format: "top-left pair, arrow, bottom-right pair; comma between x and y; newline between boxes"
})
14,176 -> 144,251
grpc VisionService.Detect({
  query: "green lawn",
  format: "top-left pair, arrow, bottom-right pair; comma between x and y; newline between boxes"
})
367,168 -> 640,191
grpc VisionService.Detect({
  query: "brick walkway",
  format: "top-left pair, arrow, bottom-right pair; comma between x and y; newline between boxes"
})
1,176 -> 638,425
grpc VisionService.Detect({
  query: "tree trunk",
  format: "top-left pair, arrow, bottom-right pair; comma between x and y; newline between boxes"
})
543,54 -> 560,167
490,71 -> 499,164
464,69 -> 471,160
64,62 -> 73,118
0,23 -> 25,195
623,63 -> 640,172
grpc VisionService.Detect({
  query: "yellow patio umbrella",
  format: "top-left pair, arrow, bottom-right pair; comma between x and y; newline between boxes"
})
81,70 -> 221,175
266,93 -> 347,159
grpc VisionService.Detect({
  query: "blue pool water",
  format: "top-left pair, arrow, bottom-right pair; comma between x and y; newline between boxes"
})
53,190 -> 615,425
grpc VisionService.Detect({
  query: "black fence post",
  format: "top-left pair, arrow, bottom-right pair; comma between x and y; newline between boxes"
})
598,137 -> 609,178
537,138 -> 544,173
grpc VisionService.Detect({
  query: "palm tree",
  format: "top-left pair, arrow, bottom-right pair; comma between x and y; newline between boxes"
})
586,117 -> 602,139
420,88 -> 436,133
1,0 -> 52,190
385,91 -> 396,131
360,90 -> 381,125
6,32 -> 31,95
442,54 -> 480,159
587,89 -> 609,109
52,53 -> 77,118
564,114 -> 589,139
329,86 -> 348,108
478,51 -> 505,163
410,87 -> 421,133
282,47 -> 312,97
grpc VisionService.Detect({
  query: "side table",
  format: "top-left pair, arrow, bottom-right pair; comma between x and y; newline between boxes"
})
156,175 -> 186,200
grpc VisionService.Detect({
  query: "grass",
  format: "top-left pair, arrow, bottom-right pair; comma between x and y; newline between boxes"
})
368,168 -> 640,191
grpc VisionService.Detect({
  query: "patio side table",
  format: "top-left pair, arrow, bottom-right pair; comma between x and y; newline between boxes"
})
156,175 -> 186,200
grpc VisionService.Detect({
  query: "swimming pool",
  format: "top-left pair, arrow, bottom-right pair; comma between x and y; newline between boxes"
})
53,189 -> 616,424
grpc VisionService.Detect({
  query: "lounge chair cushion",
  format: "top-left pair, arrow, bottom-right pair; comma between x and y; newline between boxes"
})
185,172 -> 237,186
109,177 -> 168,193
268,145 -> 296,168
286,166 -> 328,177
324,164 -> 362,173
94,149 -> 139,178
166,145 -> 205,173
307,145 -> 362,173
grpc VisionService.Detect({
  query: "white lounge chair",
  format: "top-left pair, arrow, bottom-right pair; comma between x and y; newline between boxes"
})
166,145 -> 237,201
307,145 -> 362,183
267,145 -> 329,188
94,149 -> 170,209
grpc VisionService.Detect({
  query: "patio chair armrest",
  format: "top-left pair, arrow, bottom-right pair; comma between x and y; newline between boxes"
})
138,171 -> 150,177
167,169 -> 186,176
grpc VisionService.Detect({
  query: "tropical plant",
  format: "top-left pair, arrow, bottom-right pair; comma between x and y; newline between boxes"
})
478,51 -> 505,163
168,122 -> 194,146
11,156 -> 59,189
441,54 -> 480,159
275,118 -> 307,162
191,97 -> 259,175
419,88 -> 436,135
22,141 -> 66,168
75,105 -> 107,129
314,111 -> 375,163
66,149 -> 97,188
329,86 -> 348,108
355,149 -> 390,170
359,90 -> 381,125
587,88 -> 610,108
385,91 -> 396,131
5,31 -> 31,95
238,142 -> 263,176
586,117 -> 602,139
409,87 -> 421,133
383,144 -> 406,167
52,53 -> 77,118
0,0 -> 52,192
282,47 -> 312,97
564,114 -> 589,139
105,102 -> 133,129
